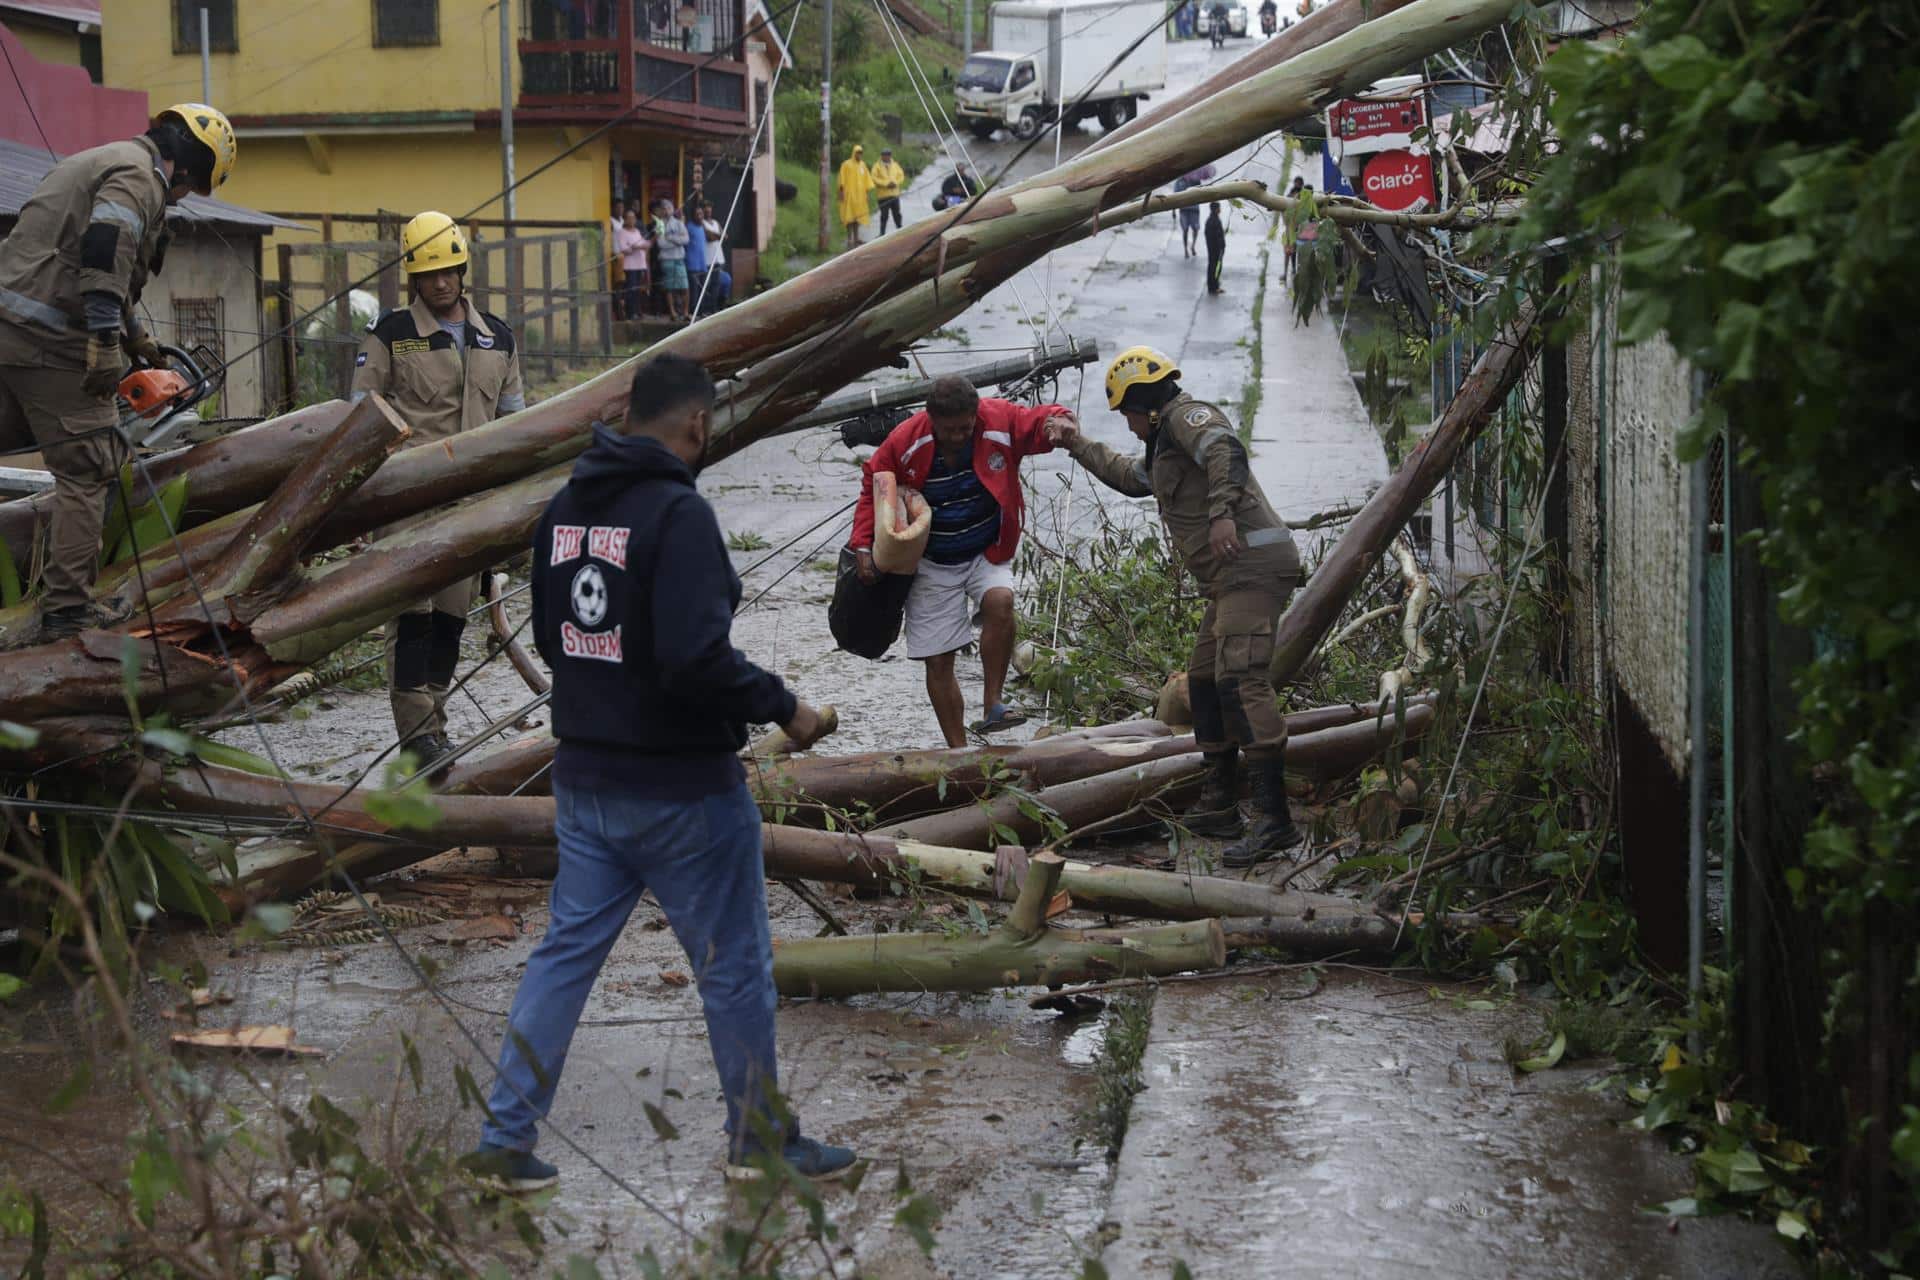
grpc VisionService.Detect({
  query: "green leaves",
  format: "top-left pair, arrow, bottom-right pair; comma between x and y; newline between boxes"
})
1514,1031 -> 1567,1073
1720,235 -> 1816,280
1637,35 -> 1726,92
365,756 -> 444,831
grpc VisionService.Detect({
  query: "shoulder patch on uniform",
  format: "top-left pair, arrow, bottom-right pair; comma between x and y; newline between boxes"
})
479,313 -> 517,354
1184,406 -> 1212,427
370,309 -> 418,343
355,351 -> 368,366
391,337 -> 432,356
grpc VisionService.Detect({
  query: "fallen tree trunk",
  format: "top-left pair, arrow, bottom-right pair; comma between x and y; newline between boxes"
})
0,400 -> 354,566
887,753 -> 1203,850
150,394 -> 410,626
246,468 -> 568,665
884,706 -> 1436,851
1089,0 -> 1419,153
772,851 -> 1226,997
436,703 -> 1376,808
1269,301 -> 1539,683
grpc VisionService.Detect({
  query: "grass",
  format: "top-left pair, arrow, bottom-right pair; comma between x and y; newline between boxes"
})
1234,212 -> 1282,442
1083,992 -> 1155,1159
727,529 -> 772,552
1503,997 -> 1662,1068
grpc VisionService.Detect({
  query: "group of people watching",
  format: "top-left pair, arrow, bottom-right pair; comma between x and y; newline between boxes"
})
833,145 -> 983,249
609,195 -> 732,325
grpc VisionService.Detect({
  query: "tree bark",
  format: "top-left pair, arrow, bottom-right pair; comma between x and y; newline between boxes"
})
771,850 -> 1228,997
1088,0 -> 1420,153
149,394 -> 410,626
1270,301 -> 1539,683
246,467 -> 569,664
883,706 -> 1436,851
0,400 -> 354,566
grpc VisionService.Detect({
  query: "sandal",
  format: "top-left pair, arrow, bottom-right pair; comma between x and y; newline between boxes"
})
970,703 -> 1028,734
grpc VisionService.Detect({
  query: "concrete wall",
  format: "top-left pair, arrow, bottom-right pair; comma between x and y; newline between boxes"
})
101,0 -> 511,118
142,230 -> 269,419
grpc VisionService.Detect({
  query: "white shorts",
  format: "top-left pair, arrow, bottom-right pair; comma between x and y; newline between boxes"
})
903,554 -> 1016,659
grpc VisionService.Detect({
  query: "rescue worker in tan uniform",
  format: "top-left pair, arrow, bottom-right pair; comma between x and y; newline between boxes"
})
0,104 -> 238,639
352,211 -> 525,763
1050,346 -> 1305,866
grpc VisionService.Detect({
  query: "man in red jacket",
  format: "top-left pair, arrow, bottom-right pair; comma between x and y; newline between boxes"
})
851,375 -> 1069,746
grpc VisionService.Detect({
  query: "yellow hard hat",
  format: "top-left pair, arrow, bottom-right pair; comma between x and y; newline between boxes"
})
401,211 -> 469,275
1105,345 -> 1180,410
153,103 -> 236,194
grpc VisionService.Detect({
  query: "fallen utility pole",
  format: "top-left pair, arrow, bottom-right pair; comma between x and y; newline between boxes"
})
782,334 -> 1104,437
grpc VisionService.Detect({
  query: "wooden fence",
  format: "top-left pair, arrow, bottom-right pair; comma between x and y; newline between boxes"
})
261,212 -> 614,409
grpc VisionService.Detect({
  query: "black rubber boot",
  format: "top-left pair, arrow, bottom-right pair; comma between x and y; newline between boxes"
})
1180,750 -> 1244,836
1220,754 -> 1304,868
41,602 -> 117,641
404,731 -> 456,780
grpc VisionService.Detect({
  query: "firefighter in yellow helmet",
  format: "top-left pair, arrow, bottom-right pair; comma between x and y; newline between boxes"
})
0,104 -> 236,640
352,211 -> 526,766
1048,345 -> 1305,865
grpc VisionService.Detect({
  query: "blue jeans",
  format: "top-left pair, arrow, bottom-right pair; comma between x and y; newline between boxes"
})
480,780 -> 781,1154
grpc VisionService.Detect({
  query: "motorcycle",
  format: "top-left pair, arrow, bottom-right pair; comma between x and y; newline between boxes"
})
1260,5 -> 1277,35
1207,6 -> 1228,46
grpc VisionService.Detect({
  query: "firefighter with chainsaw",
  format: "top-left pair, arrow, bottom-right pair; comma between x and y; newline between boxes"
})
352,211 -> 526,764
0,104 -> 238,640
1048,346 -> 1305,866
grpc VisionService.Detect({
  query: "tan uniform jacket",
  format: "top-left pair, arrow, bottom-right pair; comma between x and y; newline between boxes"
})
0,137 -> 170,370
351,295 -> 524,445
1068,391 -> 1299,587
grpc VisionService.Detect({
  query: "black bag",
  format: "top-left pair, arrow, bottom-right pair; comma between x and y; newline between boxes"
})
828,547 -> 913,660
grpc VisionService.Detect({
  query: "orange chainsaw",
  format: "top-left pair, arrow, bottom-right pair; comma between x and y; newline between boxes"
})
116,341 -> 222,449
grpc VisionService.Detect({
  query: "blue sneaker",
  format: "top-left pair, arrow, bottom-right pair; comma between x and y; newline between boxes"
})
466,1142 -> 559,1193
725,1135 -> 859,1183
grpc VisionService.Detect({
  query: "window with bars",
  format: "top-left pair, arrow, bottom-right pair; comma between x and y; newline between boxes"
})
173,0 -> 237,54
374,0 -> 440,47
172,297 -> 225,372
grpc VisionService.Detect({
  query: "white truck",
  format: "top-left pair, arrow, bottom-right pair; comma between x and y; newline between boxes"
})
954,0 -> 1168,141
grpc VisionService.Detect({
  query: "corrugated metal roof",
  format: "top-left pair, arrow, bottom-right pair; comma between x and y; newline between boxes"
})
0,136 -> 306,231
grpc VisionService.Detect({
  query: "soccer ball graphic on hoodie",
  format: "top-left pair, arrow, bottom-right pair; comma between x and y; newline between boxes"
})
570,563 -> 609,626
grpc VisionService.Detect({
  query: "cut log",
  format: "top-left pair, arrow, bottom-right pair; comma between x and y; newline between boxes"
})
886,754 -> 1203,850
148,393 -> 410,626
1271,302 -> 1538,683
771,850 -> 1227,997
436,703 -> 1380,815
246,467 -> 569,665
0,400 -> 354,567
882,706 -> 1437,851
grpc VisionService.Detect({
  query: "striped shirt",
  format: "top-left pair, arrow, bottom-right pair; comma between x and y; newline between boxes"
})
922,449 -> 1001,565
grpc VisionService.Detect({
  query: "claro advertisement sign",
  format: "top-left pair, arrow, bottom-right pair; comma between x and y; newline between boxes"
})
1360,149 -> 1437,213
1324,76 -> 1436,214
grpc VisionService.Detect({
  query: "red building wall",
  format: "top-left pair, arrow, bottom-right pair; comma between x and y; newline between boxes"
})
0,21 -> 145,155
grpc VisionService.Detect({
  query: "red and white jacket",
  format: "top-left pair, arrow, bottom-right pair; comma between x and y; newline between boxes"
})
850,397 -> 1065,566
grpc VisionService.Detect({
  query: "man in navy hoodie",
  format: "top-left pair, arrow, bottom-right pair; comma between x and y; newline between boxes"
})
469,353 -> 855,1189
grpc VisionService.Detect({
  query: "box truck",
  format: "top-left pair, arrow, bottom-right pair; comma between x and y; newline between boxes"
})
954,0 -> 1169,141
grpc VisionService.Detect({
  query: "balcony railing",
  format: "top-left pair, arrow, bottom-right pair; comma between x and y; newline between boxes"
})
519,0 -> 748,127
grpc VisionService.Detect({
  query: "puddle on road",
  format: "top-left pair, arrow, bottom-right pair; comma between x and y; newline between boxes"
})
1105,970 -> 1797,1280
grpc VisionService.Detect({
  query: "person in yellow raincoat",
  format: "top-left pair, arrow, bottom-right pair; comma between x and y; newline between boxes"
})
836,144 -> 875,249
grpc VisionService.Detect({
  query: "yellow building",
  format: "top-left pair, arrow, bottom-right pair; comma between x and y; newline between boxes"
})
101,0 -> 787,283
